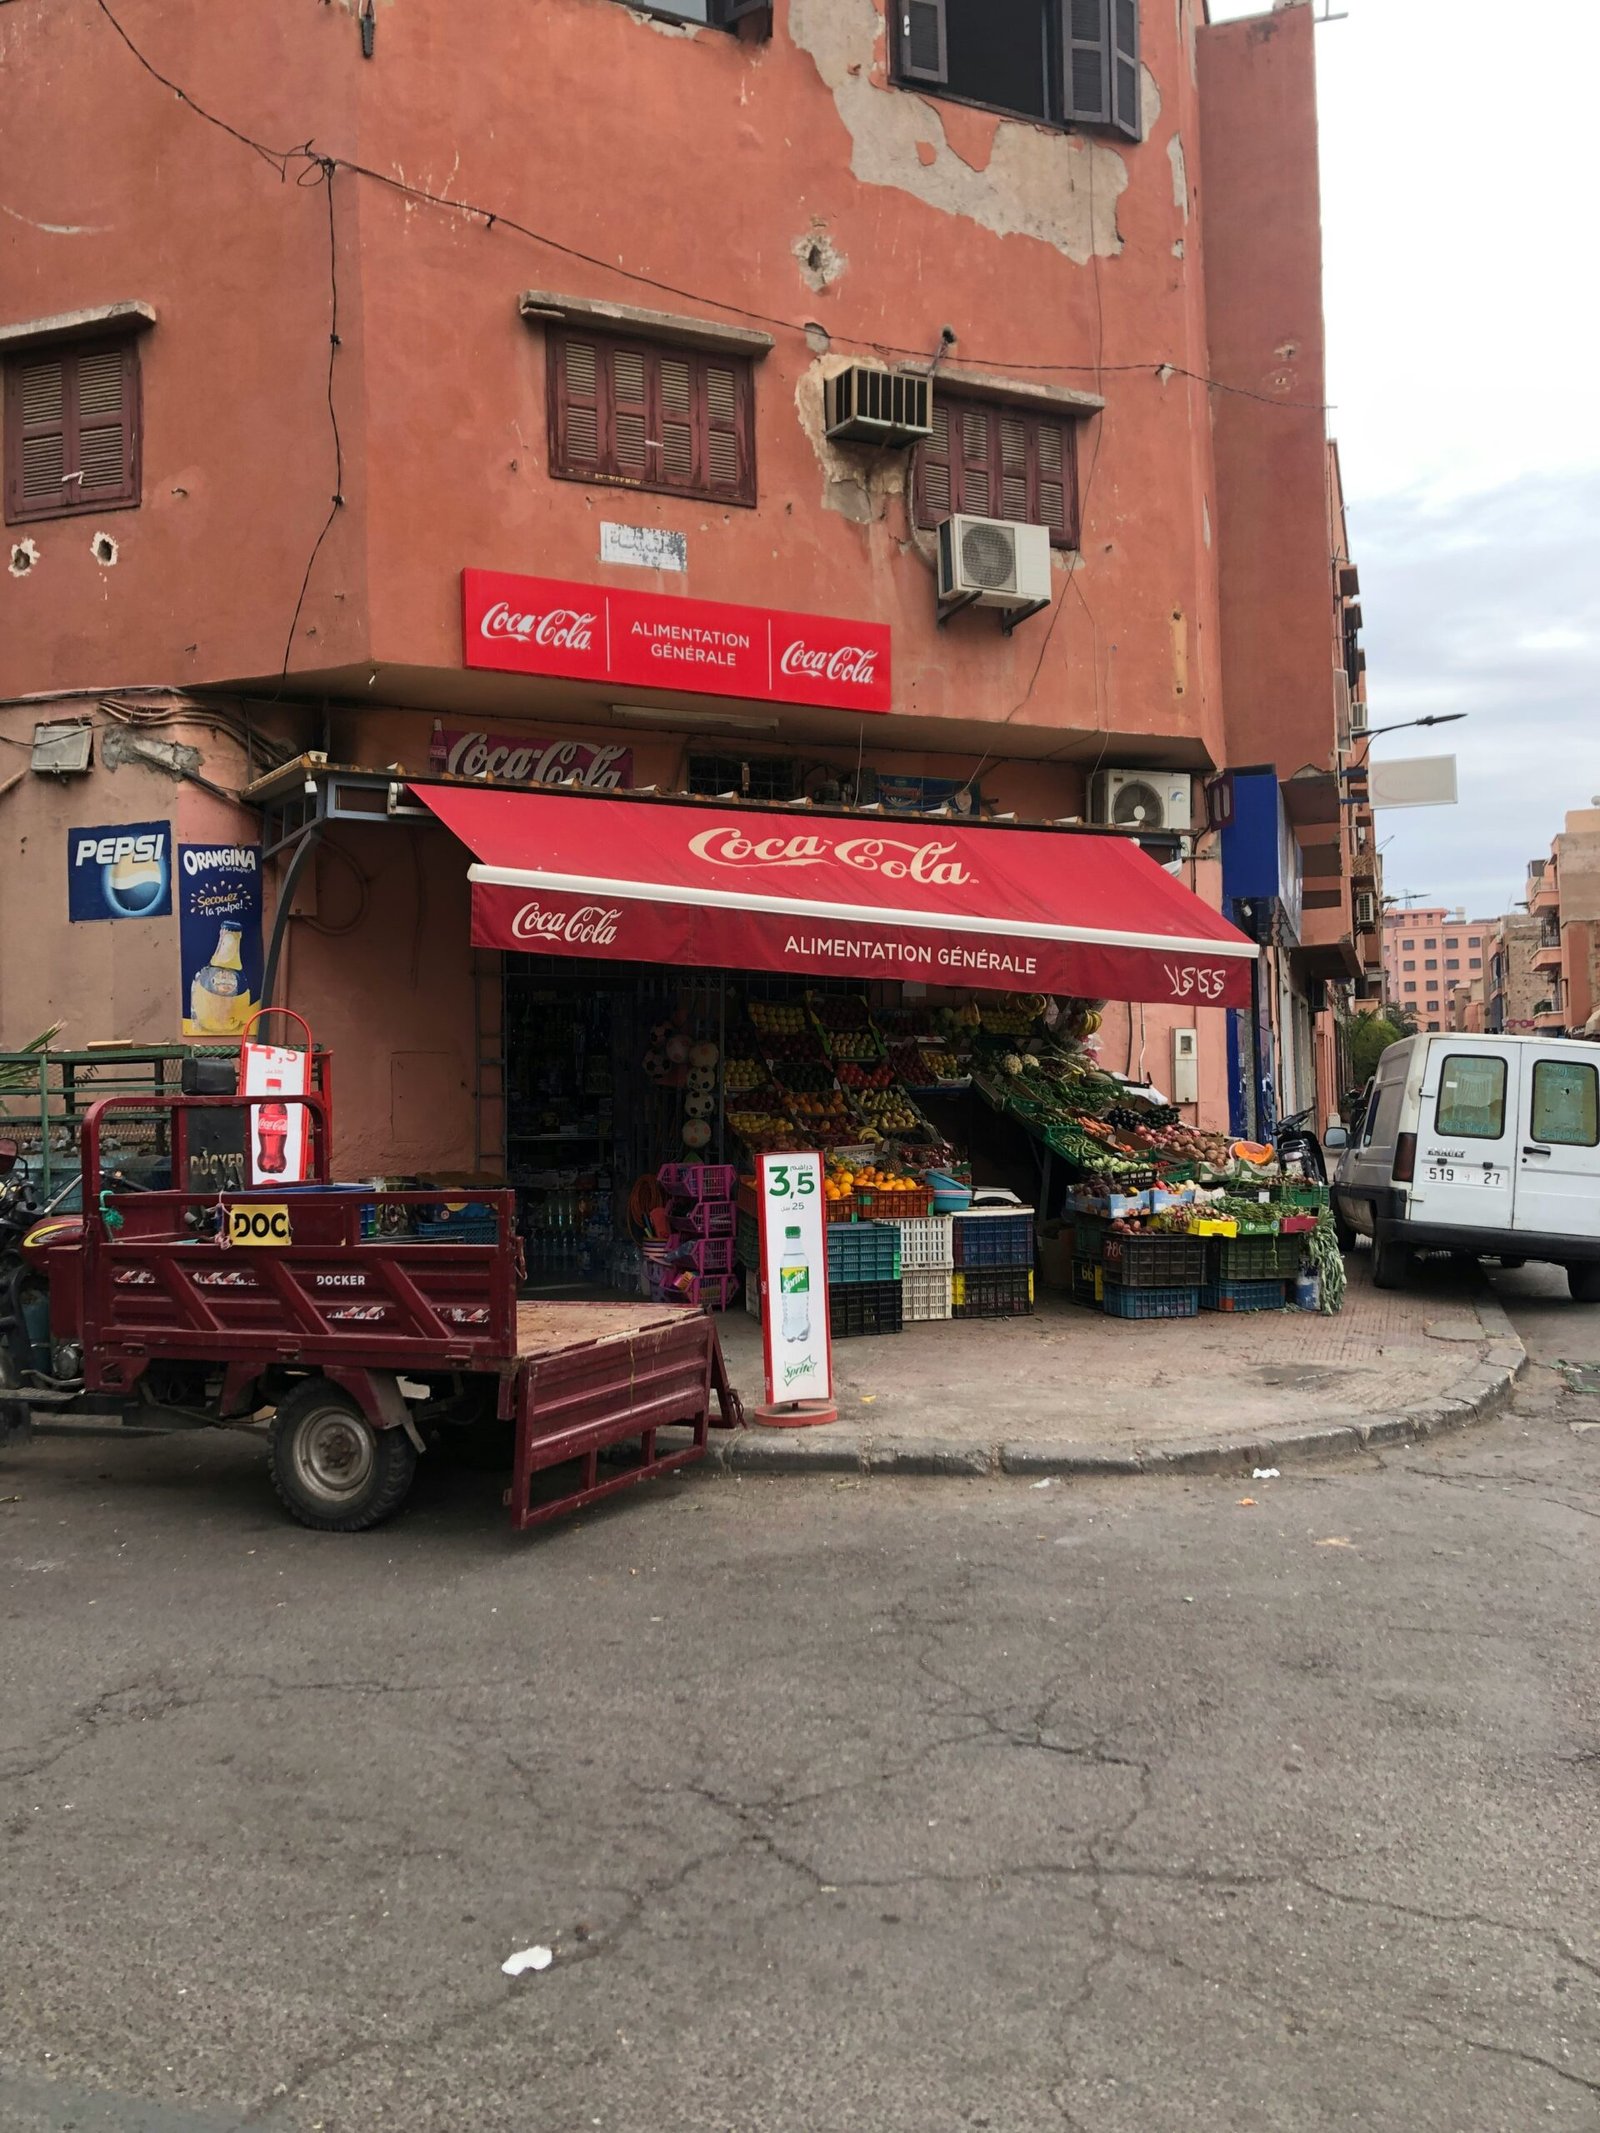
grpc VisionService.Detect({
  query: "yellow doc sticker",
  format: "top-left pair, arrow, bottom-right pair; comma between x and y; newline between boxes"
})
227,1203 -> 293,1247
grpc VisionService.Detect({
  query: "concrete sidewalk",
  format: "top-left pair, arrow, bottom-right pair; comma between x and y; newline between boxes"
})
708,1253 -> 1526,1477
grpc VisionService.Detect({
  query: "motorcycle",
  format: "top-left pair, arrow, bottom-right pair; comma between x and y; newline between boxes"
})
1273,1104 -> 1328,1186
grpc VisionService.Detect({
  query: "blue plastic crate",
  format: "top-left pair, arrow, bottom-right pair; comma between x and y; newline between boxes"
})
1101,1283 -> 1199,1321
952,1208 -> 1035,1268
411,1214 -> 499,1245
1199,1278 -> 1288,1314
827,1221 -> 903,1286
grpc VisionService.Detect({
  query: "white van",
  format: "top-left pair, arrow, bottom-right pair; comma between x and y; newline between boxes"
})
1332,1033 -> 1600,1299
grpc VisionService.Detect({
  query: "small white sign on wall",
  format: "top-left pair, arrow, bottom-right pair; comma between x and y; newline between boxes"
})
600,522 -> 687,573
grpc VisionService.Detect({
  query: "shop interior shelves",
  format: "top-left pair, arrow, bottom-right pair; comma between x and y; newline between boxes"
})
830,1280 -> 904,1338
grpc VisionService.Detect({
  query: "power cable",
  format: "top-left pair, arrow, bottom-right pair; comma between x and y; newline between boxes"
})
277,158 -> 345,682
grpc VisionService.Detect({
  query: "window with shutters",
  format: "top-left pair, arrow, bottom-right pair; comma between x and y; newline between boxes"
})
3,336 -> 141,525
609,0 -> 771,29
894,0 -> 1141,141
547,330 -> 755,509
913,395 -> 1081,549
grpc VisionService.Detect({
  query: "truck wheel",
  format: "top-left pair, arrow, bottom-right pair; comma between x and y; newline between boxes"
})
1371,1233 -> 1413,1292
268,1380 -> 417,1532
1567,1264 -> 1600,1304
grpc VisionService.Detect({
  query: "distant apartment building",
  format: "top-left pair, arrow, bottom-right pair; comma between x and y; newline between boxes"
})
1526,807 -> 1600,1034
1381,907 -> 1491,1034
1484,910 -> 1543,1033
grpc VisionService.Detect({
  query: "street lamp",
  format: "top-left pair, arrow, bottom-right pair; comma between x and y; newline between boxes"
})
1347,712 -> 1467,770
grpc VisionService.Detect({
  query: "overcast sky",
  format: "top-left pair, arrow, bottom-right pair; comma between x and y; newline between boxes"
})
1210,0 -> 1600,920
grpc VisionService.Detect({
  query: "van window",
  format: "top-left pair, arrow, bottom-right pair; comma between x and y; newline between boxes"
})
1435,1054 -> 1507,1140
1530,1058 -> 1599,1147
1362,1081 -> 1404,1151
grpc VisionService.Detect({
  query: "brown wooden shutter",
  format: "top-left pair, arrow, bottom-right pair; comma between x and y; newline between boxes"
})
659,353 -> 696,489
1064,0 -> 1111,124
701,356 -> 748,502
958,405 -> 994,515
1110,0 -> 1142,139
5,337 -> 138,524
898,0 -> 947,83
552,334 -> 602,475
915,398 -> 954,528
998,414 -> 1030,522
609,345 -> 650,482
1032,415 -> 1072,542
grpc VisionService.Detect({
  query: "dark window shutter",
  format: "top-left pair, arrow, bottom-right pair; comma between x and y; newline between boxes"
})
1032,415 -> 1073,542
609,345 -> 650,481
1064,0 -> 1111,125
701,357 -> 748,502
915,398 -> 954,527
958,404 -> 994,516
5,337 -> 138,525
659,354 -> 697,489
998,415 -> 1030,523
553,334 -> 602,474
1110,0 -> 1141,139
897,0 -> 948,84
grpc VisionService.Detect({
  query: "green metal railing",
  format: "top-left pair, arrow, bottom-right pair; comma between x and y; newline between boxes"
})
0,1044 -> 238,1194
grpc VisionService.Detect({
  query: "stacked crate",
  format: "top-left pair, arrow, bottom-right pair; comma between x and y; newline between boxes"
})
895,1214 -> 955,1323
656,1163 -> 739,1310
827,1219 -> 903,1338
951,1206 -> 1036,1320
1098,1228 -> 1206,1320
1198,1231 -> 1296,1312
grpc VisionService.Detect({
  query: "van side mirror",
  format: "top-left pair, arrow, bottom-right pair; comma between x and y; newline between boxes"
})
1324,1125 -> 1350,1152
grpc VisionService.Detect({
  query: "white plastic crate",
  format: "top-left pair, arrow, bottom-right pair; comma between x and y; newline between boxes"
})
894,1215 -> 955,1270
902,1267 -> 954,1322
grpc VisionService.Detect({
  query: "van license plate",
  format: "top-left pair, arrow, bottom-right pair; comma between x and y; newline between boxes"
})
1426,1165 -> 1499,1186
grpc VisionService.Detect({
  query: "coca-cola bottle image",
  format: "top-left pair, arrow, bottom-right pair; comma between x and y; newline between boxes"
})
256,1101 -> 289,1176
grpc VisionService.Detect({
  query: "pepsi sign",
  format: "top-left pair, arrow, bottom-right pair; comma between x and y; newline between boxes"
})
67,821 -> 173,922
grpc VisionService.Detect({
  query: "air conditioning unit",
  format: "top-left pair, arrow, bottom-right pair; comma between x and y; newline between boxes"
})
1089,768 -> 1195,835
824,366 -> 934,447
1355,890 -> 1378,929
937,515 -> 1052,610
1349,698 -> 1369,734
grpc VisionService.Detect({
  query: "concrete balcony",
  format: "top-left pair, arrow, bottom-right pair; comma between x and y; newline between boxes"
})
1534,1008 -> 1567,1031
1531,880 -> 1561,914
1531,943 -> 1564,973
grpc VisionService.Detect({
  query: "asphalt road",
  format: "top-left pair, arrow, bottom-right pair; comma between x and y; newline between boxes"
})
4,1269 -> 1599,2133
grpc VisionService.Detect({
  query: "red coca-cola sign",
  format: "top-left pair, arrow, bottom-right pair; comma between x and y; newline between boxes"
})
428,729 -> 634,790
462,569 -> 892,715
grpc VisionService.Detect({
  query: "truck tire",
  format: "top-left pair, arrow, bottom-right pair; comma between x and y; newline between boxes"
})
268,1379 -> 417,1532
1567,1264 -> 1600,1304
1371,1232 -> 1413,1292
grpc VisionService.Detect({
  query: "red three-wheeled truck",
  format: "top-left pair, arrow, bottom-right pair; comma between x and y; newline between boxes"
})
0,1087 -> 741,1531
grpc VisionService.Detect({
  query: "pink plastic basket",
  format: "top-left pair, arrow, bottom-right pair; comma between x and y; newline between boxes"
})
658,1163 -> 738,1203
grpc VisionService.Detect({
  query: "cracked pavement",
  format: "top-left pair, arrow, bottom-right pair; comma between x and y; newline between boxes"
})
3,1263 -> 1599,2131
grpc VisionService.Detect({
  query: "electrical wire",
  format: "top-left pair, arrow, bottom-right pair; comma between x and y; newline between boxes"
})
277,158 -> 344,682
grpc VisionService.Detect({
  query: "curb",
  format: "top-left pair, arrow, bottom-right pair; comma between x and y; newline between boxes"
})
710,1295 -> 1529,1482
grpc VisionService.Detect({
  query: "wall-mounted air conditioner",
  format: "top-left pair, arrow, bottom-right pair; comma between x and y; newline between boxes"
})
824,366 -> 934,447
937,515 -> 1052,615
1355,890 -> 1378,929
1089,769 -> 1195,835
1349,698 -> 1369,734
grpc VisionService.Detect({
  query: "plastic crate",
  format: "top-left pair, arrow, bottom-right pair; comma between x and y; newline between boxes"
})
658,1162 -> 738,1203
826,1194 -> 857,1224
830,1280 -> 904,1338
827,1221 -> 902,1285
953,1208 -> 1035,1268
1101,1232 -> 1206,1289
744,1272 -> 761,1317
1101,1283 -> 1199,1321
1199,1278 -> 1288,1314
1073,1213 -> 1109,1261
683,1271 -> 740,1311
1071,1257 -> 1103,1307
678,1199 -> 735,1239
1275,1181 -> 1331,1211
952,1268 -> 1035,1319
902,1266 -> 954,1322
671,1235 -> 734,1275
735,1212 -> 760,1270
1206,1234 -> 1302,1283
855,1185 -> 932,1220
411,1202 -> 499,1243
894,1215 -> 955,1269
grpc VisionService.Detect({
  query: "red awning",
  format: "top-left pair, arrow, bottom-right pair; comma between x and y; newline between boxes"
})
417,786 -> 1256,1008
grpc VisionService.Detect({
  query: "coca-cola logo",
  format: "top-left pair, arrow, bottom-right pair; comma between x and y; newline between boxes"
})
779,639 -> 879,687
1162,962 -> 1229,1002
480,601 -> 598,652
511,901 -> 622,947
435,731 -> 631,790
687,826 -> 972,887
